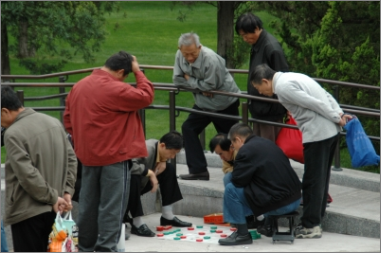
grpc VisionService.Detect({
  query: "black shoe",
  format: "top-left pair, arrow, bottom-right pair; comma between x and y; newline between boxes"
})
160,216 -> 192,227
131,224 -> 155,237
218,231 -> 253,246
257,217 -> 273,237
179,171 -> 209,180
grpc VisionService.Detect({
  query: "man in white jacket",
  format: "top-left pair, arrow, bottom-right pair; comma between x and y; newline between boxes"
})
249,64 -> 352,239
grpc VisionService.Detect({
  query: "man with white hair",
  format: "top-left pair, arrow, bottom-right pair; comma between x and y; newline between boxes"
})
173,32 -> 241,181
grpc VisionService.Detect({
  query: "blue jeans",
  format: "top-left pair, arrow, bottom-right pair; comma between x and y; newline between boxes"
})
1,220 -> 8,252
223,172 -> 232,187
223,182 -> 301,224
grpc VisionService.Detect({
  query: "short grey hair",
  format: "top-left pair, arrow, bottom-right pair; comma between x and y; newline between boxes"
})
178,32 -> 201,48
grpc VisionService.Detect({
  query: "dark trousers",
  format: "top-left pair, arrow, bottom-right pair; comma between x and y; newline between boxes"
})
11,211 -> 56,252
252,118 -> 283,143
301,134 -> 339,228
182,99 -> 240,174
125,163 -> 182,219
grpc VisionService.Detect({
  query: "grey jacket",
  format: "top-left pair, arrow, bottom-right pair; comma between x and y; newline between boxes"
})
173,46 -> 241,111
130,139 -> 159,189
273,72 -> 343,143
3,108 -> 77,226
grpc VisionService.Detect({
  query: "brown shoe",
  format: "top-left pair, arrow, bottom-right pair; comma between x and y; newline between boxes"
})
179,171 -> 209,180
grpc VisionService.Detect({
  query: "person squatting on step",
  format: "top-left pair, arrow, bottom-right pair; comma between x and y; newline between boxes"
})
250,64 -> 352,239
124,131 -> 192,237
219,123 -> 301,246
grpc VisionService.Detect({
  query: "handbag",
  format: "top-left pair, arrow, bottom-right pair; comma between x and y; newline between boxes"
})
48,212 -> 78,252
343,116 -> 380,168
276,116 -> 304,164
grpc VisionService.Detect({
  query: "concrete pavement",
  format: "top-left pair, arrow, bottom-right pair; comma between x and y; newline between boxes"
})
121,213 -> 380,252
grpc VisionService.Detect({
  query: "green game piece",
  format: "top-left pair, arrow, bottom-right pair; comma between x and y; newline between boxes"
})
211,226 -> 217,229
203,236 -> 211,239
210,229 -> 216,233
174,237 -> 181,240
164,232 -> 170,235
196,225 -> 203,228
176,233 -> 183,236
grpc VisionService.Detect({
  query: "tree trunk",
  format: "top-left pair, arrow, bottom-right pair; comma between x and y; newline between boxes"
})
217,2 -> 235,68
1,22 -> 11,77
18,20 -> 30,58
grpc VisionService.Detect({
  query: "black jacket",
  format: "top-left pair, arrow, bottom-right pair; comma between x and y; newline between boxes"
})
231,135 -> 301,216
248,30 -> 289,121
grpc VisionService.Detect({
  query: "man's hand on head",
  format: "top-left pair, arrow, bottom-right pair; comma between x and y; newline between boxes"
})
131,55 -> 141,73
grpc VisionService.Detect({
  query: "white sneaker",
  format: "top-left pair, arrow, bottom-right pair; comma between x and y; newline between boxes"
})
295,225 -> 322,239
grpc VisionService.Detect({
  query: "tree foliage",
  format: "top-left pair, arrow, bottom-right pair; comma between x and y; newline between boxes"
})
1,1 -> 117,74
248,1 -> 380,142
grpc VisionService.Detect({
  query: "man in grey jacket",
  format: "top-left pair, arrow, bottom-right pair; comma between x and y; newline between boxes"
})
124,131 -> 191,237
173,32 -> 241,181
250,64 -> 352,239
1,86 -> 77,252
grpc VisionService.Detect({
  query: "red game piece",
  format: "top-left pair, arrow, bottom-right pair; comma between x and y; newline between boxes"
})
230,227 -> 237,231
156,226 -> 164,231
187,227 -> 194,230
198,232 -> 205,235
157,233 -> 164,237
216,230 -> 223,233
180,236 -> 187,239
196,238 -> 203,242
220,234 -> 227,238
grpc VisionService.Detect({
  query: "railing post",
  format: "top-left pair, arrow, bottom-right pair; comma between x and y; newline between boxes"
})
332,85 -> 342,171
242,101 -> 248,125
16,90 -> 24,106
139,69 -> 146,137
59,76 -> 67,123
169,91 -> 176,169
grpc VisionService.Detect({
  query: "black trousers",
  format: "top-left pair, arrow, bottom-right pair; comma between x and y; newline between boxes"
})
11,211 -> 56,252
301,133 -> 339,228
125,162 -> 182,219
182,99 -> 240,174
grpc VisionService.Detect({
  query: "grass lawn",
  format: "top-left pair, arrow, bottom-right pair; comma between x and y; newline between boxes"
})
1,1 -> 379,173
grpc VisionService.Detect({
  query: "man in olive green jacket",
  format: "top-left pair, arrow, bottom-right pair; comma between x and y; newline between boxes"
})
1,86 -> 77,252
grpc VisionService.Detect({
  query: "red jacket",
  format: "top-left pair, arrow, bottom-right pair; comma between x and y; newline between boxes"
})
64,69 -> 154,166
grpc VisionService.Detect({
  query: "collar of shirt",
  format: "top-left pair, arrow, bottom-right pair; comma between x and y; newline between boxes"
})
182,47 -> 204,69
155,142 -> 167,164
273,72 -> 283,94
252,29 -> 267,53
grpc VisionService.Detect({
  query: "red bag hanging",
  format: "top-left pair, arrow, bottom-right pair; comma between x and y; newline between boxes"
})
276,116 -> 304,164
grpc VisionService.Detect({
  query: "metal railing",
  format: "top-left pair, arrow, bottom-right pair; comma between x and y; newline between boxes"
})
2,65 -> 380,171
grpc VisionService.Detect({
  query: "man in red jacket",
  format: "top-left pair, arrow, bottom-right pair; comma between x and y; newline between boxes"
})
64,51 -> 154,252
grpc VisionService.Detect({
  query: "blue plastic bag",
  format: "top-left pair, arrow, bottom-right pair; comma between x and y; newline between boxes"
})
343,117 -> 380,168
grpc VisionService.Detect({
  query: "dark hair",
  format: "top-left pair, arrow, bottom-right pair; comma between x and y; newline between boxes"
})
228,123 -> 253,141
209,133 -> 231,152
235,13 -> 263,34
104,51 -> 134,77
1,86 -> 23,111
250,64 -> 276,85
160,131 -> 183,149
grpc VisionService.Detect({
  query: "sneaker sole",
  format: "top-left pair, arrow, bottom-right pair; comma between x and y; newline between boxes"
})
295,233 -> 322,239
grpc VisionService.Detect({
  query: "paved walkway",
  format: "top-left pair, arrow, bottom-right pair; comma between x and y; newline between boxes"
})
122,213 -> 380,252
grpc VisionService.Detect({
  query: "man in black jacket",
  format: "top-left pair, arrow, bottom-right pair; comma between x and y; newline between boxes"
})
218,123 -> 301,246
235,13 -> 289,142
